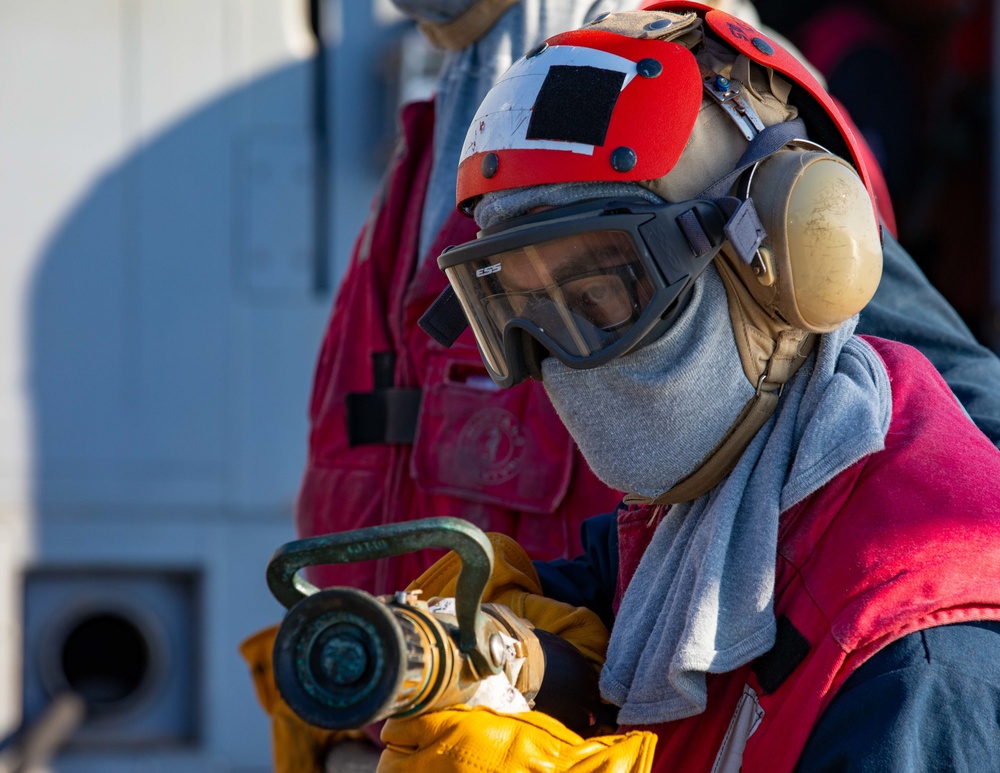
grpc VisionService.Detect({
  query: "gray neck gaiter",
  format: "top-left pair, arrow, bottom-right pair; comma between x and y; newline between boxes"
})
598,319 -> 892,726
541,263 -> 753,497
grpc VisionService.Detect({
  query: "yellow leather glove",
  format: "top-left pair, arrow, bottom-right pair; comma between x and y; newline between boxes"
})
379,704 -> 656,773
408,532 -> 610,671
239,625 -> 372,773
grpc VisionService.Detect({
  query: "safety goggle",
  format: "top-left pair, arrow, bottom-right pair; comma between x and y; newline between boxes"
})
425,197 -> 739,388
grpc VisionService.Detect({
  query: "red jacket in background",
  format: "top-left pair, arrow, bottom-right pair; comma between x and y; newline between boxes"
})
296,99 -> 622,594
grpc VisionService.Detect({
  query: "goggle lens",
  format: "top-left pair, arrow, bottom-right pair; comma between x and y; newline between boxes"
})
445,230 -> 653,376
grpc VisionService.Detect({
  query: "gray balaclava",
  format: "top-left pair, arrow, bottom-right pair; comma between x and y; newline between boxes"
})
475,181 -> 749,498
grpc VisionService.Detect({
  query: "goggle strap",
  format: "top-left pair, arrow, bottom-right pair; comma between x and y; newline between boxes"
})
419,286 -> 469,348
720,197 -> 766,265
676,208 -> 714,255
678,197 -> 765,266
698,118 -> 808,200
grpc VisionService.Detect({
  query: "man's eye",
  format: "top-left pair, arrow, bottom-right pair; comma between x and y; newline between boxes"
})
568,277 -> 615,305
579,285 -> 609,304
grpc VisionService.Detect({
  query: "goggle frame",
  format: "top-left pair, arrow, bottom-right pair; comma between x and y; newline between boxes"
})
437,197 -> 731,388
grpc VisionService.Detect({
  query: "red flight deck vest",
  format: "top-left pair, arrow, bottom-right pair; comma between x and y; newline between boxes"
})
296,99 -> 622,594
614,336 -> 1000,772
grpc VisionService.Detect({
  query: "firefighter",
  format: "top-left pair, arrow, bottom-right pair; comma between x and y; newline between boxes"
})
243,1 -> 1000,770
378,5 -> 1000,770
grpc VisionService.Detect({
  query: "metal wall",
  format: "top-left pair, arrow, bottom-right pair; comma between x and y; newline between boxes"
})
0,1 -> 413,769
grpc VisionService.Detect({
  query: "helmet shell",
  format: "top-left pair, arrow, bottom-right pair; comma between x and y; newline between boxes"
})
642,1 -> 879,216
458,3 -> 884,225
455,29 -> 702,212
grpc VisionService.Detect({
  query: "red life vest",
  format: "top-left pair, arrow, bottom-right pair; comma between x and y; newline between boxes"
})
616,336 -> 1000,772
296,99 -> 622,595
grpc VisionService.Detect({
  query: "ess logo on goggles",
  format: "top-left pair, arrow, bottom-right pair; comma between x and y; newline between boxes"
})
421,197 -> 758,388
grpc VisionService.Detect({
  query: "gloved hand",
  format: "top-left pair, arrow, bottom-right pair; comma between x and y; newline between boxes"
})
409,531 -> 617,736
239,625 -> 373,773
379,704 -> 656,773
408,531 -> 610,670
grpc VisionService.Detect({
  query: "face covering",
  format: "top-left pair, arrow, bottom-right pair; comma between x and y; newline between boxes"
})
541,262 -> 754,498
598,314 -> 892,725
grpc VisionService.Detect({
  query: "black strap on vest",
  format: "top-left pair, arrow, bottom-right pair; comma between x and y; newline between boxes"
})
752,614 -> 811,695
346,353 -> 422,446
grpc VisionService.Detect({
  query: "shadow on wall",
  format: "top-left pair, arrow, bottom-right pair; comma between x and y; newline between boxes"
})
18,46 -> 398,768
27,57 -> 353,516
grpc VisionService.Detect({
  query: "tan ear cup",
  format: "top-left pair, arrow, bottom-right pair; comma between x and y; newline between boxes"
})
740,149 -> 883,333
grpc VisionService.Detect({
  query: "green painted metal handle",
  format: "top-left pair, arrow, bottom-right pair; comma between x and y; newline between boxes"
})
266,517 -> 497,675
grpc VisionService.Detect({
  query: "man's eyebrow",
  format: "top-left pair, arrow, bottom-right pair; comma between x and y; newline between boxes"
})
549,258 -> 594,286
502,239 -> 618,292
502,245 -> 585,290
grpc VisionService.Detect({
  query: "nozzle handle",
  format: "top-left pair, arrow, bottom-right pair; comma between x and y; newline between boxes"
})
266,517 -> 498,676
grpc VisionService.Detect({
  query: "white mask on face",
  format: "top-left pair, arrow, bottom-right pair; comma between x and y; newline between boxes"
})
541,263 -> 754,498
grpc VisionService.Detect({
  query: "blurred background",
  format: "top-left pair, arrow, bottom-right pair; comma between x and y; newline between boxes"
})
0,0 -> 996,771
0,1 -> 437,770
754,0 -> 1000,345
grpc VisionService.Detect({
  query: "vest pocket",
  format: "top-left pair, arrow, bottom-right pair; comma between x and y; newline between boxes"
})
411,355 -> 575,513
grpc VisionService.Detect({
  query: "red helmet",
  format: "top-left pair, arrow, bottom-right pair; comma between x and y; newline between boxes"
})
456,2 -> 882,224
439,5 -> 886,498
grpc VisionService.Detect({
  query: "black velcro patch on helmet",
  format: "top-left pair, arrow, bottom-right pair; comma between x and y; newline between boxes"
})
527,65 -> 625,147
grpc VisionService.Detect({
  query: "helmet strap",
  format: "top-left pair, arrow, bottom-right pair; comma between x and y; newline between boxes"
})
624,328 -> 813,507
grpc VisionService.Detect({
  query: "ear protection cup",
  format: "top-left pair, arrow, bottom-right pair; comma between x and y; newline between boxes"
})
734,149 -> 883,333
736,149 -> 882,333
